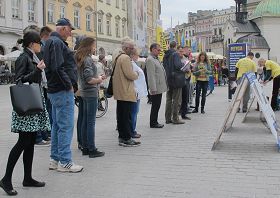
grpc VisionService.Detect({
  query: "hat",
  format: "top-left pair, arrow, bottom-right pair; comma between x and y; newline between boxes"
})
56,18 -> 75,30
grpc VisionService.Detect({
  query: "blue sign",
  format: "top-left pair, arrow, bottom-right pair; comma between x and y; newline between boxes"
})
245,72 -> 257,85
228,43 -> 248,74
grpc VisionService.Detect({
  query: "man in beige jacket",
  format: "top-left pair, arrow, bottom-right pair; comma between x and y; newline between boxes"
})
112,38 -> 141,147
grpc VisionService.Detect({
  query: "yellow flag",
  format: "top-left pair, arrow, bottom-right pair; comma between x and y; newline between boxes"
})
156,26 -> 167,61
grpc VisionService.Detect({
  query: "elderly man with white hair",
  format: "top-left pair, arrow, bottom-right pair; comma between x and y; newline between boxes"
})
44,18 -> 83,173
112,37 -> 141,147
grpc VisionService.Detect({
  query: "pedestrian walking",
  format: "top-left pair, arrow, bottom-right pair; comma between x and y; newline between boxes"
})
75,37 -> 106,158
235,52 -> 257,113
0,31 -> 50,196
163,41 -> 186,124
112,37 -> 141,147
146,43 -> 168,128
44,18 -> 83,172
258,58 -> 280,111
192,52 -> 212,114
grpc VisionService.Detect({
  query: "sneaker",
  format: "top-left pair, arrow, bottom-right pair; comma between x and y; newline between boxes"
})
49,159 -> 58,170
35,140 -> 50,147
119,138 -> 141,147
192,109 -> 198,113
57,162 -> 83,173
89,149 -> 105,158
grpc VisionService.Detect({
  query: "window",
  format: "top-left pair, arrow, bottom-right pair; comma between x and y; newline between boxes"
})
122,20 -> 126,37
115,19 -> 120,37
47,3 -> 54,23
12,0 -> 21,19
60,5 -> 66,18
106,17 -> 111,35
116,0 -> 119,8
86,13 -> 91,31
74,9 -> 80,28
98,13 -> 103,34
28,0 -> 35,21
106,0 -> 111,4
122,0 -> 125,10
0,0 -> 5,17
219,28 -> 222,35
214,28 -> 217,35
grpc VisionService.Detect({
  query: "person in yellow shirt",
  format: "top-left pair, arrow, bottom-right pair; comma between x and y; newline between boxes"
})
235,52 -> 257,112
258,58 -> 280,111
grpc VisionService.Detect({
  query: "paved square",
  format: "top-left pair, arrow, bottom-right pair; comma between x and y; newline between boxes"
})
0,84 -> 280,198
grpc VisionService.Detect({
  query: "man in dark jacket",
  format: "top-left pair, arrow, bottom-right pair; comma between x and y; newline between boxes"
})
163,41 -> 185,124
44,18 -> 83,173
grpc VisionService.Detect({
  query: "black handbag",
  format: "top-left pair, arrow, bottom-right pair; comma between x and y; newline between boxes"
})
106,53 -> 124,97
10,81 -> 44,116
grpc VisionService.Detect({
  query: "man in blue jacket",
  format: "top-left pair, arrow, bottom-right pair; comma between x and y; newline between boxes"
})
44,18 -> 83,173
163,41 -> 186,124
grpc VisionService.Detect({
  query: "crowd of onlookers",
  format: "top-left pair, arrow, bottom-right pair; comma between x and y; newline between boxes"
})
1,16 -> 280,196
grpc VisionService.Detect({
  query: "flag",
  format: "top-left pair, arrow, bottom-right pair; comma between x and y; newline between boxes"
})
156,26 -> 168,61
181,33 -> 185,47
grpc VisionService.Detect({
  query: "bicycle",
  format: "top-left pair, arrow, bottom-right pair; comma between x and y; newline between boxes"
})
74,88 -> 108,118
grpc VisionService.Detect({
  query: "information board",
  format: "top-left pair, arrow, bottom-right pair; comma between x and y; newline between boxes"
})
228,43 -> 248,78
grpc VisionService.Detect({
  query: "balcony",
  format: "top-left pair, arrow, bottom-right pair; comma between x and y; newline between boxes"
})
211,35 -> 224,43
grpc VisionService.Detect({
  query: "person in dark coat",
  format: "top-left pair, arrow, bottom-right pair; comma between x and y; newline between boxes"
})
0,31 -> 50,196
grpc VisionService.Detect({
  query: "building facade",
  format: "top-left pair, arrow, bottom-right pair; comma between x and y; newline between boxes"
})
96,0 -> 127,55
211,6 -> 235,55
127,0 -> 147,53
45,0 -> 96,49
0,0 -> 44,55
147,0 -> 161,49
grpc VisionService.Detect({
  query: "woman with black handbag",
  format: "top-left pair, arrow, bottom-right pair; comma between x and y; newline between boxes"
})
0,31 -> 50,196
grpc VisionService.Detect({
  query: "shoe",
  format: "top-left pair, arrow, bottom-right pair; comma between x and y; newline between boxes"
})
201,110 -> 205,114
49,159 -> 58,170
132,133 -> 141,138
35,140 -> 50,147
22,179 -> 45,187
0,180 -> 17,196
119,139 -> 141,147
172,120 -> 185,124
190,105 -> 195,108
182,116 -> 191,120
192,109 -> 198,113
150,123 -> 164,128
242,109 -> 247,113
89,149 -> 105,158
165,120 -> 172,124
82,148 -> 89,155
57,162 -> 83,173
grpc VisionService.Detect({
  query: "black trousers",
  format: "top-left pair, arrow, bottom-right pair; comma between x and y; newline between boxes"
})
150,94 -> 162,126
2,132 -> 37,189
180,79 -> 190,116
195,81 -> 208,110
117,100 -> 133,141
271,76 -> 280,110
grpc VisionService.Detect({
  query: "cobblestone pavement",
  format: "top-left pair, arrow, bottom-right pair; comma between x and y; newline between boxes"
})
1,84 -> 280,198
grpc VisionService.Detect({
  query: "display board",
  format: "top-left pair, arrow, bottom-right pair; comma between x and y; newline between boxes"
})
212,72 -> 280,151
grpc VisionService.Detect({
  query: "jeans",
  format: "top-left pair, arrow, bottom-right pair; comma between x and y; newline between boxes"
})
165,88 -> 182,122
131,100 -> 140,136
180,79 -> 190,116
48,90 -> 74,164
195,81 -> 208,110
76,96 -> 83,147
150,94 -> 162,126
117,100 -> 133,141
81,97 -> 98,151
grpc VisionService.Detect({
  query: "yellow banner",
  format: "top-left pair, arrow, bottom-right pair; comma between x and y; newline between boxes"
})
156,26 -> 167,61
